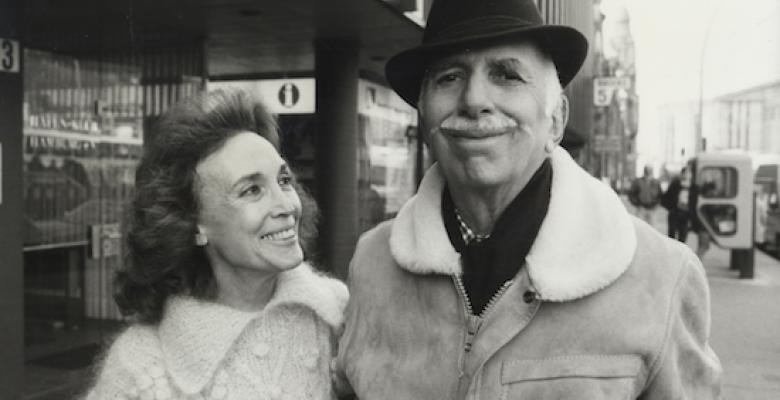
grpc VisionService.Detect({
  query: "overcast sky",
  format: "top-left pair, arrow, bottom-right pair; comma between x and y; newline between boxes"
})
601,0 -> 780,163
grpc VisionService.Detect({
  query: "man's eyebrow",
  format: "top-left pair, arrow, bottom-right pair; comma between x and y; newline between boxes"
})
426,58 -> 469,75
487,57 -> 530,72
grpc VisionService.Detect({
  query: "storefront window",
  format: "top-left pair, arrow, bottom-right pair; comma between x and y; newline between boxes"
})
357,80 -> 422,233
22,45 -> 203,397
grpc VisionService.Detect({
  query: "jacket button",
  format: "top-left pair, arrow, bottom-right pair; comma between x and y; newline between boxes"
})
523,290 -> 537,304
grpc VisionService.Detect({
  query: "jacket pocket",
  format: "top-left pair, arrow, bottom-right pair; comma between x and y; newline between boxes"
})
500,355 -> 642,400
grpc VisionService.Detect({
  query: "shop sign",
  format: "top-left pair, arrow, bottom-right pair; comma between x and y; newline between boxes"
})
0,38 -> 20,73
24,129 -> 143,159
28,113 -> 100,134
593,77 -> 631,106
208,79 -> 315,114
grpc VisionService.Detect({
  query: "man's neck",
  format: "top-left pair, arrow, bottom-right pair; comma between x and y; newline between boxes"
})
448,188 -> 518,235
446,164 -> 543,234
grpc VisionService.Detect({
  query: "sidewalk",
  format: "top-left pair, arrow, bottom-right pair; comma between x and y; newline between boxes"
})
627,202 -> 780,399
703,245 -> 780,400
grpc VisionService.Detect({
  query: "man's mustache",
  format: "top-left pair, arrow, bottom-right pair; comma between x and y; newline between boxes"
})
435,114 -> 519,135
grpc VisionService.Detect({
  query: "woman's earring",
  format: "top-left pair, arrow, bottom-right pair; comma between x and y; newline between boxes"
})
544,140 -> 556,153
195,232 -> 208,246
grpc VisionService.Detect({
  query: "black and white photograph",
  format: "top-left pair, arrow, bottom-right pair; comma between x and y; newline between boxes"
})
1,0 -> 778,398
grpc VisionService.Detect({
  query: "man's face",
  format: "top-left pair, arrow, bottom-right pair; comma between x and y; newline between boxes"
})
418,40 -> 566,193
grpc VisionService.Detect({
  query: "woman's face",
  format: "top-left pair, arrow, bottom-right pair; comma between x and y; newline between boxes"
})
195,131 -> 303,276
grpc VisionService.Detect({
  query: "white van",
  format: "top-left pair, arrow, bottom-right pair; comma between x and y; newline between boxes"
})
753,156 -> 780,255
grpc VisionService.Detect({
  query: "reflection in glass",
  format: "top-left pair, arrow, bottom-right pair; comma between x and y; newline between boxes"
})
357,80 -> 421,234
700,204 -> 737,235
22,45 -> 204,397
699,167 -> 738,198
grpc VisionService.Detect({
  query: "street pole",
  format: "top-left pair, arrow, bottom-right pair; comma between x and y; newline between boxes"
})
696,1 -> 723,155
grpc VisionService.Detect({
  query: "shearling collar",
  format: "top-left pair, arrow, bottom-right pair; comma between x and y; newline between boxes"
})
157,263 -> 347,394
389,147 -> 637,302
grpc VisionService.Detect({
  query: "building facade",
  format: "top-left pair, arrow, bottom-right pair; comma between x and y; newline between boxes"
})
656,80 -> 780,174
712,81 -> 780,154
657,100 -> 718,172
589,0 -> 639,188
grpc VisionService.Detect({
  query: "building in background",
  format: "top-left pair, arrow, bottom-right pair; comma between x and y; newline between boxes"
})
657,100 -> 718,174
590,0 -> 638,189
712,81 -> 780,155
656,80 -> 780,174
0,0 -> 594,397
536,0 -> 597,165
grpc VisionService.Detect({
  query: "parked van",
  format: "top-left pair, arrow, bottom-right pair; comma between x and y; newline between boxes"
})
753,155 -> 780,255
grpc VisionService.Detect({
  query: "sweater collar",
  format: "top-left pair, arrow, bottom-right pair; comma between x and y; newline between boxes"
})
389,147 -> 637,302
158,263 -> 347,394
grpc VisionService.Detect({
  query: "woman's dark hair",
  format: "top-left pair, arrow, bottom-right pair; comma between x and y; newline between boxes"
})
115,89 -> 319,324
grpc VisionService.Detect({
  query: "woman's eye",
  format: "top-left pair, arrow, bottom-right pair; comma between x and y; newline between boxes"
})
278,174 -> 294,189
240,184 -> 262,197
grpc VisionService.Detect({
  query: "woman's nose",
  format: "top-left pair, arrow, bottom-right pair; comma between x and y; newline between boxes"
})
269,186 -> 299,217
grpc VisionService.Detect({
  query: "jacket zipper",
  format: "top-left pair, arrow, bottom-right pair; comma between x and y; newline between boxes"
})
451,275 -> 514,366
452,275 -> 515,399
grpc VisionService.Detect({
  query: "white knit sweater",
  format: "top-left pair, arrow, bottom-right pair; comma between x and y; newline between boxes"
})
84,263 -> 348,400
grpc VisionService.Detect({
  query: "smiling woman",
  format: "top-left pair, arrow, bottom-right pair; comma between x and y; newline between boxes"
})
83,89 -> 348,400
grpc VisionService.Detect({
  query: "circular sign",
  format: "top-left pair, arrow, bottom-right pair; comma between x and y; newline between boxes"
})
278,83 -> 300,108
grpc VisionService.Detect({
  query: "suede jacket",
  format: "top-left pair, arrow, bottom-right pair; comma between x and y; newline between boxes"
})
336,148 -> 722,399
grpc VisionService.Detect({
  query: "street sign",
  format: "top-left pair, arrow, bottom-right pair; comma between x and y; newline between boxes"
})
593,77 -> 631,106
278,82 -> 300,108
208,78 -> 315,114
0,38 -> 20,73
592,135 -> 623,153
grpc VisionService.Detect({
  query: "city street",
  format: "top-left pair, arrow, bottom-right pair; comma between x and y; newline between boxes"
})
630,203 -> 780,400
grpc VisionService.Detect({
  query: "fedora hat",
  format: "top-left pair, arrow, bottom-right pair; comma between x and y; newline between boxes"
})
385,0 -> 589,107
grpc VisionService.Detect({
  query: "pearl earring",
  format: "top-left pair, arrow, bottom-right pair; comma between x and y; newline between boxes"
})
195,232 -> 208,246
545,140 -> 556,153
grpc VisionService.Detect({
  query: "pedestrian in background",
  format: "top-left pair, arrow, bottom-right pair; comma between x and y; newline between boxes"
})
84,89 -> 347,400
691,169 -> 718,259
628,164 -> 663,225
662,166 -> 692,242
334,0 -> 722,398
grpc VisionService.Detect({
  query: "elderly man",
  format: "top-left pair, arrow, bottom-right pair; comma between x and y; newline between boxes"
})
335,0 -> 722,398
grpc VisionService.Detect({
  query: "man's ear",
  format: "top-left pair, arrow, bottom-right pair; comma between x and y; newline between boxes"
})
551,94 -> 569,146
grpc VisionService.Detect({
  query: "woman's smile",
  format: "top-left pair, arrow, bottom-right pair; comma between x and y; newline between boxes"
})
260,227 -> 298,241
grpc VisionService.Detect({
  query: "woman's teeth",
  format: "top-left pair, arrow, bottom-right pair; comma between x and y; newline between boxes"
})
261,228 -> 296,240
